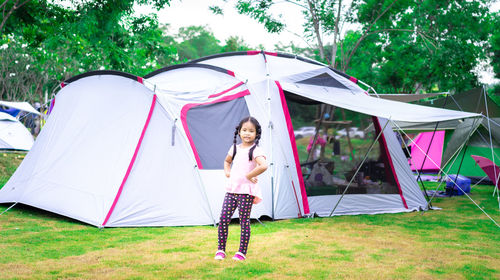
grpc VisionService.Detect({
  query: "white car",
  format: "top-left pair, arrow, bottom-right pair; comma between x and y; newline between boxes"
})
336,127 -> 365,139
294,126 -> 316,139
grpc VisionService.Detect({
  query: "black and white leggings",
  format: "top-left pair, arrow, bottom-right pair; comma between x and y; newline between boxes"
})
217,192 -> 254,255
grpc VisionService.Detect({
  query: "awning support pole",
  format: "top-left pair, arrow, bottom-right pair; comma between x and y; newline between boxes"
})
329,118 -> 390,216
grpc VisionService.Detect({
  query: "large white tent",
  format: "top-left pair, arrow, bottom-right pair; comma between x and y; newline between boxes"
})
0,51 -> 480,227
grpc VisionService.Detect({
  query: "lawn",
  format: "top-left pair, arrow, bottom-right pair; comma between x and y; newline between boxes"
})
0,154 -> 499,279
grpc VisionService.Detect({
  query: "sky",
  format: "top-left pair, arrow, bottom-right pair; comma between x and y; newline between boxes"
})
134,0 -> 500,84
133,0 -> 311,49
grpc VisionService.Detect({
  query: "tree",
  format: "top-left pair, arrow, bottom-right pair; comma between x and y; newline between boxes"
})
0,0 -> 30,33
489,11 -> 500,98
220,0 -> 495,93
221,36 -> 250,52
175,25 -> 221,62
0,0 -> 175,103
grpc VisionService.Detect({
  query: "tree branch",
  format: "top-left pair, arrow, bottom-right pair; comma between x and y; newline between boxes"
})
281,0 -> 308,10
1,0 -> 31,34
344,0 -> 399,70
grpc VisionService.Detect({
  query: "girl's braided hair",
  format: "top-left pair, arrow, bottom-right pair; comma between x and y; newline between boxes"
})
232,116 -> 262,161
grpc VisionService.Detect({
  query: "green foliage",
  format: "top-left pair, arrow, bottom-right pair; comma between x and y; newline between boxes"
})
0,0 -> 176,103
208,5 -> 224,15
176,25 -> 221,62
233,0 -> 496,94
235,0 -> 285,33
221,36 -> 251,52
490,12 -> 500,80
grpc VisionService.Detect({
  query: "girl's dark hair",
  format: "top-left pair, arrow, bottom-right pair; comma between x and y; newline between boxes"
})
232,116 -> 262,161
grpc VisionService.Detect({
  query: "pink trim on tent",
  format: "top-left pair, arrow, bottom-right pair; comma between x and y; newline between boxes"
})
275,81 -> 310,215
349,76 -> 358,84
208,82 -> 244,98
137,77 -> 144,84
181,89 -> 251,169
48,98 -> 55,115
264,51 -> 277,56
60,82 -> 66,88
102,94 -> 157,226
247,50 -> 261,55
227,70 -> 235,77
373,117 -> 408,209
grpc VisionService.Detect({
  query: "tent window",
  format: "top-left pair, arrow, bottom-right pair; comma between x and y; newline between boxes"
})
186,97 -> 250,169
297,73 -> 349,90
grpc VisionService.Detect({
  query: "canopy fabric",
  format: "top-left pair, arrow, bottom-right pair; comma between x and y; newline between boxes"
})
370,93 -> 445,103
280,81 -> 480,123
0,101 -> 40,115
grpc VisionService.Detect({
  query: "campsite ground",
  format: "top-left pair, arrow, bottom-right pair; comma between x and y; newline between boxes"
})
0,153 -> 499,279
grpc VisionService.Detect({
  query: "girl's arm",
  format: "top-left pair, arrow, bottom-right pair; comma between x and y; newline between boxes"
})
245,156 -> 268,181
224,154 -> 232,178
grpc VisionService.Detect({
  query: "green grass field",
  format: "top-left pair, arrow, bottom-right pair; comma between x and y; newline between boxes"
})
0,154 -> 499,279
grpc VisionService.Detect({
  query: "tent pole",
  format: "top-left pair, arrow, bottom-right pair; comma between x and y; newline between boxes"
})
482,86 -> 500,205
429,141 -> 467,204
307,105 -> 326,162
329,118 -> 390,216
396,129 -> 431,209
262,51 -> 276,220
454,117 -> 481,181
438,119 -> 481,179
415,94 -> 450,205
393,121 -> 500,227
394,121 -> 461,204
277,144 -> 304,217
0,202 -> 18,216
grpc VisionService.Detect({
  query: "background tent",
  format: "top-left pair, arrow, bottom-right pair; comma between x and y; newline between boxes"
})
390,88 -> 500,179
0,112 -> 34,151
408,131 -> 445,173
0,52 -> 480,227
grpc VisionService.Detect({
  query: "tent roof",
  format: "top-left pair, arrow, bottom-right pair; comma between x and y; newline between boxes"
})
369,92 -> 445,103
0,101 -> 40,115
186,51 -> 481,124
0,112 -> 18,121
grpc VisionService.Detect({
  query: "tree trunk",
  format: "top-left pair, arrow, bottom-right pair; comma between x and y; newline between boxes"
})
307,0 -> 325,60
331,0 -> 342,68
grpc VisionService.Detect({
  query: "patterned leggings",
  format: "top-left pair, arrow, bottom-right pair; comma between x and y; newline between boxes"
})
217,192 -> 254,255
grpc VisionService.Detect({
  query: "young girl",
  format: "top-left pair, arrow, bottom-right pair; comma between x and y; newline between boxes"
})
214,116 -> 268,261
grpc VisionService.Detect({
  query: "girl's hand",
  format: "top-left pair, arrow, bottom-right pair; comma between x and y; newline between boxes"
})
247,176 -> 258,183
225,171 -> 230,178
